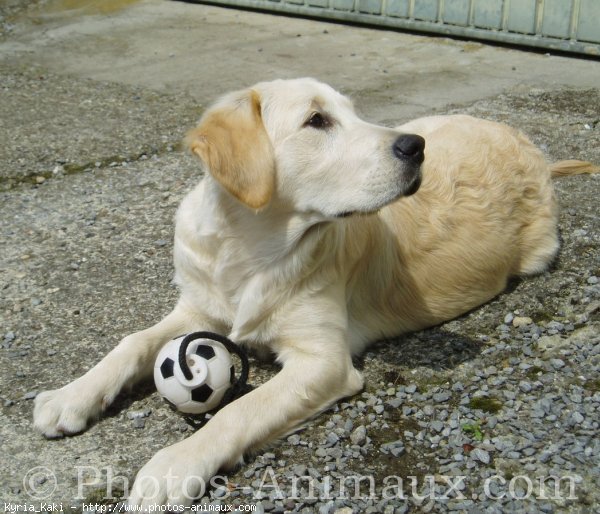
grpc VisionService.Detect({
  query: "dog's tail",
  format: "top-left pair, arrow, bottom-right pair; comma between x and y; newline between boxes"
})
551,160 -> 600,178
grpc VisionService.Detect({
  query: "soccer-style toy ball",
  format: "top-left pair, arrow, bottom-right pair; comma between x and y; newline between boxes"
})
154,335 -> 234,414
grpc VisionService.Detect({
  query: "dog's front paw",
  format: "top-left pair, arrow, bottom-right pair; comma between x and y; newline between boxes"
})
128,441 -> 213,509
33,383 -> 103,438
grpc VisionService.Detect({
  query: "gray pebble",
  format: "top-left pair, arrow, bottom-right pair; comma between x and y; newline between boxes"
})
343,418 -> 354,433
314,448 -> 328,458
430,420 -> 444,433
213,486 -> 228,498
471,448 -> 490,464
133,418 -> 145,429
260,500 -> 275,511
350,425 -> 367,446
319,502 -> 335,514
326,432 -> 340,446
386,397 -> 402,409
433,391 -> 451,403
546,321 -> 565,332
571,411 -> 584,424
21,391 -> 38,400
380,440 -> 404,457
292,464 -> 307,477
127,409 -> 151,419
519,381 -> 532,393
452,382 -> 464,392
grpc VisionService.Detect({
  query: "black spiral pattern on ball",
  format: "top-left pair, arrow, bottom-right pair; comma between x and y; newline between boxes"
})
177,331 -> 251,410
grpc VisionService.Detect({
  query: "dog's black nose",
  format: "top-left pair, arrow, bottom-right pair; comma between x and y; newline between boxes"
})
393,134 -> 425,164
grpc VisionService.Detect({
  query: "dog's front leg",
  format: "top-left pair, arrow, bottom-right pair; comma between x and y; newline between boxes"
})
34,301 -> 210,438
128,330 -> 364,507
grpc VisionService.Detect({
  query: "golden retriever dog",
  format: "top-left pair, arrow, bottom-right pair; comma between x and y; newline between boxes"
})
33,78 -> 596,507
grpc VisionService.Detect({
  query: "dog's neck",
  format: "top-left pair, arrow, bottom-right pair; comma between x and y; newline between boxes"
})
201,176 -> 334,262
175,176 -> 345,341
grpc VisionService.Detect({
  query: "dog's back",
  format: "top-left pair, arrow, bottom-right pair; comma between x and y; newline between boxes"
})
345,115 -> 596,347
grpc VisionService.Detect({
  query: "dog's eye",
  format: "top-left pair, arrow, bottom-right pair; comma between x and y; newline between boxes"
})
305,112 -> 330,129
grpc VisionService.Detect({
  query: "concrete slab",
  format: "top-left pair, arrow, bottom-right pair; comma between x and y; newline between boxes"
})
1,0 -> 599,511
2,0 -> 600,119
0,66 -> 203,185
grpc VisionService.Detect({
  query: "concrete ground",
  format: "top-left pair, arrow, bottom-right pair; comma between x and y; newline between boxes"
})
1,0 -> 598,512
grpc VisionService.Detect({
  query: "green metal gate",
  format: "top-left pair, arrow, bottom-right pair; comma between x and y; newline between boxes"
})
194,0 -> 600,56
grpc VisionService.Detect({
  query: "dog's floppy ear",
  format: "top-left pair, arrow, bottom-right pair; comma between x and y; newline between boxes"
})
186,89 -> 275,210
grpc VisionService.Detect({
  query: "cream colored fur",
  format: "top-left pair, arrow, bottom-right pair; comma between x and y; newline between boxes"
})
33,78 -> 596,507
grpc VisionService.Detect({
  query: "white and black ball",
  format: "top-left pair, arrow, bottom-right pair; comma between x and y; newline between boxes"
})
153,335 -> 234,414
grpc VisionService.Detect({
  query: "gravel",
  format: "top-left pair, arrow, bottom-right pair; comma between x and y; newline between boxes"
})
202,292 -> 598,513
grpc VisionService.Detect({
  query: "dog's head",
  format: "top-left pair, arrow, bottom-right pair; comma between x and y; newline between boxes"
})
186,78 -> 424,218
